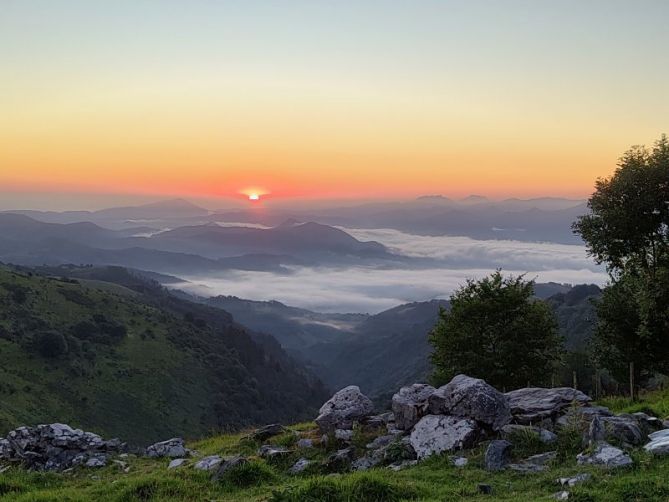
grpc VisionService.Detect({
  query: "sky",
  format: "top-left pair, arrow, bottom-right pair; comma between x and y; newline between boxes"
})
2,0 -> 668,205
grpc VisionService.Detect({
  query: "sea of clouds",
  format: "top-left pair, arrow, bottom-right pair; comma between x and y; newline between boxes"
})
176,227 -> 607,314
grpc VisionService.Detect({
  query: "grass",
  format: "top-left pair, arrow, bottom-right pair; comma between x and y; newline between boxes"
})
599,387 -> 669,419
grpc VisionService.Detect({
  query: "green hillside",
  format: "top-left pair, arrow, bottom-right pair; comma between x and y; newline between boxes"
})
0,265 -> 327,444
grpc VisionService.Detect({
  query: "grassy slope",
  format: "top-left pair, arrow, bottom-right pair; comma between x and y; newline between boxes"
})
3,417 -> 669,502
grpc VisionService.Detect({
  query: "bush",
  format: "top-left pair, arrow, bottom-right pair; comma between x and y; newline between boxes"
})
34,331 -> 68,358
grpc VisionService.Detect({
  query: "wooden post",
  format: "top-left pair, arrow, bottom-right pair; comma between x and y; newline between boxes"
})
629,362 -> 635,401
572,371 -> 577,390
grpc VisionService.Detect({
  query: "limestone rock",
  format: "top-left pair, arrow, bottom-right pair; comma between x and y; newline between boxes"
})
409,415 -> 478,460
257,445 -> 290,460
168,458 -> 188,470
505,387 -> 591,424
315,386 -> 374,432
451,456 -> 468,467
249,424 -> 286,442
193,455 -> 222,471
391,384 -> 435,430
429,375 -> 511,431
145,438 -> 188,458
289,458 -> 311,475
484,440 -> 512,471
644,429 -> 669,455
576,442 -> 632,468
557,473 -> 591,487
297,438 -> 313,449
501,424 -> 557,444
212,455 -> 247,480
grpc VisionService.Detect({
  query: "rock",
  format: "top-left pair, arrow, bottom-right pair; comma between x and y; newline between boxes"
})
631,412 -> 663,434
145,438 -> 188,458
297,438 -> 313,449
334,429 -> 354,442
501,424 -> 557,444
257,445 -> 290,460
84,454 -> 107,468
451,456 -> 468,467
112,459 -> 127,470
429,375 -> 511,431
352,454 -> 383,471
315,386 -> 374,432
553,491 -> 570,500
644,429 -> 669,455
588,416 -> 606,445
212,456 -> 247,481
484,440 -> 512,471
387,460 -> 418,471
505,387 -> 591,424
366,435 -> 395,450
0,423 -> 125,471
600,416 -> 644,446
391,384 -> 435,430
576,442 -> 632,468
249,424 -> 286,442
409,415 -> 479,460
289,458 -> 311,475
363,412 -> 395,429
323,448 -> 355,472
193,455 -> 222,471
478,483 -> 493,495
555,406 -> 612,428
168,458 -> 188,470
525,451 -> 557,466
557,473 -> 591,487
507,463 -> 545,473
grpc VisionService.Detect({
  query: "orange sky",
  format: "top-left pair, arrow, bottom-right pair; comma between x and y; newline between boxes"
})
1,2 -> 667,202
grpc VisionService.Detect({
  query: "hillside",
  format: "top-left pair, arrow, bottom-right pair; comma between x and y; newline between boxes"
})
0,265 -> 327,445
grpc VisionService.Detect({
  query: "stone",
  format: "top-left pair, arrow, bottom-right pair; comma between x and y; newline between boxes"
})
484,440 -> 512,471
363,412 -> 395,429
297,438 -> 313,449
429,375 -> 511,431
193,455 -> 222,471
478,483 -> 493,495
168,458 -> 188,470
212,455 -> 247,480
501,424 -> 557,444
289,458 -> 311,475
366,435 -> 395,450
391,384 -> 435,430
505,387 -> 591,424
644,429 -> 669,455
387,460 -> 418,471
334,429 -> 353,442
84,454 -> 107,468
588,416 -> 606,445
507,463 -> 545,473
451,456 -> 468,467
553,491 -> 570,500
630,412 -> 663,433
508,451 -> 556,472
576,442 -> 632,468
555,406 -> 612,428
600,416 -> 644,446
409,415 -> 478,460
257,445 -> 290,460
323,448 -> 355,472
315,386 -> 374,432
352,454 -> 382,471
557,473 -> 591,487
525,451 -> 557,466
145,438 -> 188,458
249,424 -> 286,442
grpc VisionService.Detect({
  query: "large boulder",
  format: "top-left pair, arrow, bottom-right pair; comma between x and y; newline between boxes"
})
409,415 -> 478,460
392,384 -> 435,430
484,440 -> 512,471
505,387 -> 591,424
576,442 -> 632,468
429,375 -> 511,431
145,438 -> 188,458
315,386 -> 374,432
249,424 -> 286,442
644,429 -> 669,455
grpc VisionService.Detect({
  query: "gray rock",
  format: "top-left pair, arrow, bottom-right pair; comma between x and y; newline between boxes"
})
409,415 -> 478,460
524,451 -> 557,466
249,424 -> 286,442
297,438 -> 313,449
146,438 -> 188,458
576,442 -> 632,468
387,460 -> 418,471
258,445 -> 290,460
588,416 -> 606,445
0,439 -> 11,459
289,458 -> 311,475
315,386 -> 374,432
507,463 -> 546,473
631,412 -> 663,434
193,455 -> 222,471
553,491 -> 570,500
451,456 -> 468,467
429,375 -> 511,431
391,384 -> 435,430
501,424 -> 557,444
323,448 -> 355,472
352,454 -> 383,471
644,429 -> 669,455
555,406 -> 612,428
212,456 -> 247,480
84,454 -> 107,468
484,440 -> 512,471
364,412 -> 395,429
168,458 -> 188,470
334,429 -> 354,442
557,473 -> 591,487
366,435 -> 395,450
505,387 -> 591,424
600,416 -> 644,446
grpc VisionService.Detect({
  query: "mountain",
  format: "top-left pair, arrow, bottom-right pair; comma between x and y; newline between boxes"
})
0,265 -> 327,444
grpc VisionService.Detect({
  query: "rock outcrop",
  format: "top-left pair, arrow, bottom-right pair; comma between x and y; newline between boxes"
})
505,387 -> 591,424
430,375 -> 511,431
392,384 -> 435,430
409,415 -> 478,459
315,386 -> 374,432
145,438 -> 188,458
576,442 -> 633,468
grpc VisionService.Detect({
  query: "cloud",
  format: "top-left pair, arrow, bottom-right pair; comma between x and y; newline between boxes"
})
174,226 -> 607,314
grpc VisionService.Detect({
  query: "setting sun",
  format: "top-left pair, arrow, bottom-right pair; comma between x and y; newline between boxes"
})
249,193 -> 260,201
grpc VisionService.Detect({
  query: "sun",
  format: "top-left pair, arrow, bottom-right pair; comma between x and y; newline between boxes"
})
248,193 -> 260,201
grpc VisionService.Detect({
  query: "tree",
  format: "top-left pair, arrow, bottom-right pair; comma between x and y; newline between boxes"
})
573,135 -> 669,390
34,331 -> 68,358
429,271 -> 562,390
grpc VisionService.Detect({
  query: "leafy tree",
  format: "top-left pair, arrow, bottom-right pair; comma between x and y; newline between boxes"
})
34,331 -> 68,358
429,271 -> 562,390
574,135 -> 669,387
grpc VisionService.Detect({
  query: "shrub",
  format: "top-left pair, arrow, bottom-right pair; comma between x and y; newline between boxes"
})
34,331 -> 68,358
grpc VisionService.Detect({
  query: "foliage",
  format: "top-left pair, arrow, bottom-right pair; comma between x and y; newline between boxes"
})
33,331 -> 68,358
219,461 -> 277,489
429,271 -> 562,389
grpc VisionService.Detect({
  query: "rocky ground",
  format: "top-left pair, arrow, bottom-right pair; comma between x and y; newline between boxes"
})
2,375 -> 669,501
